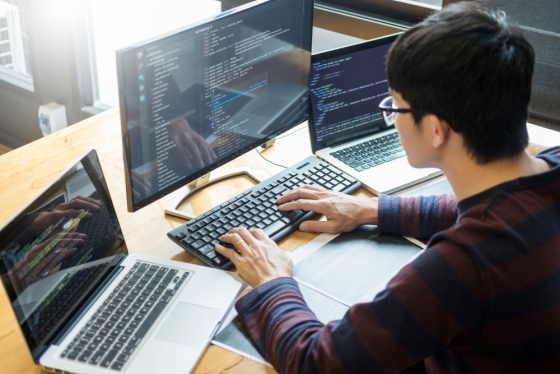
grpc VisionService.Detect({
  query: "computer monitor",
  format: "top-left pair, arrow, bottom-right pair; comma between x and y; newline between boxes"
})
116,0 -> 313,217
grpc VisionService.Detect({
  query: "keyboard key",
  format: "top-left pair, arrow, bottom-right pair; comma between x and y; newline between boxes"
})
123,346 -> 135,355
78,350 -> 93,362
111,361 -> 124,371
263,221 -> 286,237
89,351 -> 104,365
117,353 -> 130,363
67,351 -> 79,360
135,301 -> 166,339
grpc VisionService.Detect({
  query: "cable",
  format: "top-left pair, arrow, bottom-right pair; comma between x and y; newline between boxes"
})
275,125 -> 307,139
220,357 -> 244,373
255,148 -> 287,168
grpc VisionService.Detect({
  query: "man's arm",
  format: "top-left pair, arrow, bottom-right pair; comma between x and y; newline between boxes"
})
378,194 -> 458,239
229,238 -> 484,374
277,185 -> 458,239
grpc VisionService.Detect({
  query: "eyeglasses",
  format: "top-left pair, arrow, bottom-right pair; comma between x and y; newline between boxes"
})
378,96 -> 424,126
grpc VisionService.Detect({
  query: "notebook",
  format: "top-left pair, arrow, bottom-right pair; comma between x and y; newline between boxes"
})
0,149 -> 243,374
308,34 -> 441,195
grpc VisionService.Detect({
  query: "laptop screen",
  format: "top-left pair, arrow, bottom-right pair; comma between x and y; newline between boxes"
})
0,150 -> 128,359
308,34 -> 399,152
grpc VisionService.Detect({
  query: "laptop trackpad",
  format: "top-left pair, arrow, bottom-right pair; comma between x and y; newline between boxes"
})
155,302 -> 221,348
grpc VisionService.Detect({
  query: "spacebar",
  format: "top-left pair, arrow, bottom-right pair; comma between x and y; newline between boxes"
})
135,302 -> 166,339
383,151 -> 406,162
263,221 -> 287,237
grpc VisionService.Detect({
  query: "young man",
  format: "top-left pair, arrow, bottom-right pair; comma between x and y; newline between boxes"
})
215,2 -> 560,373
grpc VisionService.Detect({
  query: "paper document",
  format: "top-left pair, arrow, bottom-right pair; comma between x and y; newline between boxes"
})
294,226 -> 421,305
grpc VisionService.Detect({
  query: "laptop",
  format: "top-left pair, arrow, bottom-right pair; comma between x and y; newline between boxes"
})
0,149 -> 243,374
308,34 -> 442,195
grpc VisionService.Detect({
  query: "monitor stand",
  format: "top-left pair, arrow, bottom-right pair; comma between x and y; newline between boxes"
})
165,168 -> 263,220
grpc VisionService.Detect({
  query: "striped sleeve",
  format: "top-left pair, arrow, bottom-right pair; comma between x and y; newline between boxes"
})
235,243 -> 485,374
377,194 -> 458,238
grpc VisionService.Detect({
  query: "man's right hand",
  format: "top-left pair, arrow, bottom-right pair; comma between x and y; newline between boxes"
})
29,196 -> 101,234
277,185 -> 379,234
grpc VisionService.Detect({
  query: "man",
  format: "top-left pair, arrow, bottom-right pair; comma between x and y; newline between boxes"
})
215,2 -> 560,373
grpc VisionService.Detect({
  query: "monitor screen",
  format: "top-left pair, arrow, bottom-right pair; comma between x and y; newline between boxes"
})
117,0 -> 313,212
0,150 -> 127,358
308,35 -> 399,152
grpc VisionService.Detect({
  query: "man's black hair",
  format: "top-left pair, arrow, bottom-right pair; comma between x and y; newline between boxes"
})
386,1 -> 534,164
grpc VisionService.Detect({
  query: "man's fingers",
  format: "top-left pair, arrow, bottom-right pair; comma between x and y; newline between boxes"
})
55,232 -> 87,240
61,209 -> 91,220
299,219 -> 339,233
219,232 -> 250,256
193,134 -> 214,166
278,199 -> 327,214
229,226 -> 263,247
58,247 -> 78,258
215,244 -> 241,265
277,186 -> 324,204
248,228 -> 270,242
61,199 -> 101,212
73,195 -> 102,206
131,171 -> 151,195
171,133 -> 193,169
180,132 -> 204,169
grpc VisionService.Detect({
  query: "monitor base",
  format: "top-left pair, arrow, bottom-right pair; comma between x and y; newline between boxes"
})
165,169 -> 263,220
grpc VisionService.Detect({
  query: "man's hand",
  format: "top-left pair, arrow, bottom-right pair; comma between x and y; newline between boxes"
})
131,169 -> 152,200
215,227 -> 293,288
169,118 -> 217,170
29,196 -> 102,234
6,232 -> 84,292
277,185 -> 379,233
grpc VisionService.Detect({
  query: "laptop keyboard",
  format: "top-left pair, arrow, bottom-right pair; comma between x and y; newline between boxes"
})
61,262 -> 188,371
169,156 -> 361,270
23,263 -> 110,346
330,132 -> 405,172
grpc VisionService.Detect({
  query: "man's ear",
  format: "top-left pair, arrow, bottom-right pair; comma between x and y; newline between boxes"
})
424,114 -> 451,148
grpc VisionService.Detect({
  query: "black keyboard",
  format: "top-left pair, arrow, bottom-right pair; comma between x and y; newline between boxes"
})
330,132 -> 405,172
61,262 -> 188,371
168,156 -> 362,270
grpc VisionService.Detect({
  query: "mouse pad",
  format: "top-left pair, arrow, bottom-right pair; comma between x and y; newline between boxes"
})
155,302 -> 221,347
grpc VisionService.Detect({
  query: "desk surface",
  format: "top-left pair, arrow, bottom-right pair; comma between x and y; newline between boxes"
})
0,108 -> 558,374
0,108 -> 377,374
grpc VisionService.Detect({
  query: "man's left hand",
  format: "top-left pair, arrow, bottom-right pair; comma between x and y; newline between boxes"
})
215,227 -> 293,288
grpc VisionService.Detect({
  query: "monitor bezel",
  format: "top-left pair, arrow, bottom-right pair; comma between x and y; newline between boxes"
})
307,33 -> 401,154
116,0 -> 314,212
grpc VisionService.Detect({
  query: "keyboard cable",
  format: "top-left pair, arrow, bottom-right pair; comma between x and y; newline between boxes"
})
255,148 -> 287,169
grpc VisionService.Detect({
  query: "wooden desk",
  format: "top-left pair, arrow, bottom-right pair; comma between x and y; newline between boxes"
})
0,108 -> 373,374
0,109 -> 558,374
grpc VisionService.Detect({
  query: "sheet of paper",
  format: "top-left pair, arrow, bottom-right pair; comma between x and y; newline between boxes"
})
293,226 -> 422,306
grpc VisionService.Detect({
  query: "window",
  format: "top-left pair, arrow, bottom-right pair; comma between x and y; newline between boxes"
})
409,0 -> 442,6
85,0 -> 222,108
0,0 -> 32,90
318,0 -> 442,25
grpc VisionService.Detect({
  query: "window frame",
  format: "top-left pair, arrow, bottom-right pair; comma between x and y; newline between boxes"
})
317,0 -> 442,24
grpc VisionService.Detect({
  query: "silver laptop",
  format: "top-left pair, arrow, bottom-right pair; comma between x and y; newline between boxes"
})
308,34 -> 441,195
0,149 -> 243,374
